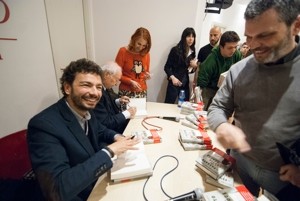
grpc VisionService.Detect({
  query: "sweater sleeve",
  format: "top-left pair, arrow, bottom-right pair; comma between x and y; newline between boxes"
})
207,65 -> 237,131
197,54 -> 216,88
115,47 -> 132,85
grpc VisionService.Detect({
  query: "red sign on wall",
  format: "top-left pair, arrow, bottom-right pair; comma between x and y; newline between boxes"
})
0,0 -> 17,60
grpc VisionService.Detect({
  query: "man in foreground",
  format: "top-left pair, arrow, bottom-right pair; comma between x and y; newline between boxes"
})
27,58 -> 139,201
208,0 -> 300,199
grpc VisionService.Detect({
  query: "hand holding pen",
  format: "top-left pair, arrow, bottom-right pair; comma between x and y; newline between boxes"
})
119,96 -> 130,104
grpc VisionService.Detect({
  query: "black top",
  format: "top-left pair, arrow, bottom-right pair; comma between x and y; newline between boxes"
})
197,43 -> 214,63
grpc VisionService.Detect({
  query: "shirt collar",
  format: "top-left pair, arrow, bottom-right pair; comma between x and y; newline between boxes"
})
65,100 -> 91,130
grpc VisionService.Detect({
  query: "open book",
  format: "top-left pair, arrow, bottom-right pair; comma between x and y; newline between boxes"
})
110,140 -> 153,182
128,98 -> 147,117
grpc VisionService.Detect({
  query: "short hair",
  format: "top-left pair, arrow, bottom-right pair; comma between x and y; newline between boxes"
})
60,58 -> 101,97
219,31 -> 240,47
128,27 -> 152,56
100,61 -> 122,77
245,0 -> 300,26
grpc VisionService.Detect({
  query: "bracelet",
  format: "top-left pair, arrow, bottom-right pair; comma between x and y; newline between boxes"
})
104,146 -> 115,158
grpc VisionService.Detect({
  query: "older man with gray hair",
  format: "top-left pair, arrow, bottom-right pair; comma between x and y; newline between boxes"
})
94,61 -> 136,133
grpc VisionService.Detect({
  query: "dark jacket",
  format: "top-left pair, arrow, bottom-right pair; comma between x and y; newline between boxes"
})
27,98 -> 116,201
94,89 -> 128,133
164,46 -> 195,86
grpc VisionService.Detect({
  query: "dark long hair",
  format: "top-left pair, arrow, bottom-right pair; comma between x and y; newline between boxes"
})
176,27 -> 196,64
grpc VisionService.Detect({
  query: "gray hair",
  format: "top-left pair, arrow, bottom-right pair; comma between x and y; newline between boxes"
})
245,0 -> 300,26
100,61 -> 122,77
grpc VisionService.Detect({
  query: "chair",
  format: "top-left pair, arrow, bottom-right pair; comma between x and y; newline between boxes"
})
0,130 -> 43,201
0,130 -> 31,179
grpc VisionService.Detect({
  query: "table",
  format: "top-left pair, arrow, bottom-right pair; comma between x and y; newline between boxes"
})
88,102 -> 237,201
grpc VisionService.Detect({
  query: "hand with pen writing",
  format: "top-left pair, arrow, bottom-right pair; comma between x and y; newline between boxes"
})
127,106 -> 137,118
119,96 -> 130,105
108,135 -> 140,156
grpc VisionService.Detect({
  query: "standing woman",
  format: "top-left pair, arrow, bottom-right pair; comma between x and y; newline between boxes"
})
164,27 -> 198,104
115,27 -> 152,98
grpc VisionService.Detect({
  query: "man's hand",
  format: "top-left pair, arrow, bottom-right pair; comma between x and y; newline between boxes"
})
215,122 -> 251,153
119,96 -> 130,104
280,164 -> 300,188
108,136 -> 140,156
127,107 -> 137,118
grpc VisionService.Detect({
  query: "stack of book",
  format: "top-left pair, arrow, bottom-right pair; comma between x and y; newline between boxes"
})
132,130 -> 161,144
205,172 -> 234,189
201,185 -> 255,201
180,101 -> 204,115
178,129 -> 212,151
193,111 -> 209,130
181,111 -> 208,131
195,148 -> 235,180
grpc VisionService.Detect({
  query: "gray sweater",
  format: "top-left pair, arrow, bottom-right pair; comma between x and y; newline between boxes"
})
208,45 -> 300,171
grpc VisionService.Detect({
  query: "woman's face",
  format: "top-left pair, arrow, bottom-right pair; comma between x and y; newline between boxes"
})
133,37 -> 148,53
186,34 -> 195,47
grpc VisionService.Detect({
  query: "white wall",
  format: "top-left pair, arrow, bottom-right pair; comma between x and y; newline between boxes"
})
0,0 -> 59,137
0,0 -> 250,138
89,0 -> 204,102
87,0 -> 249,102
199,2 -> 248,48
45,0 -> 87,85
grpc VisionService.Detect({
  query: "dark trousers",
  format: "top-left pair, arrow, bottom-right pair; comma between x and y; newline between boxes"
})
164,81 -> 190,104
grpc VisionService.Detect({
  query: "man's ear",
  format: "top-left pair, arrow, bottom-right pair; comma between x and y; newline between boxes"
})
292,15 -> 300,35
64,83 -> 71,95
103,71 -> 110,80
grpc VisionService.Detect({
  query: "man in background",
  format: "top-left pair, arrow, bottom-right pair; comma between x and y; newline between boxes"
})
27,58 -> 139,201
197,31 -> 242,110
94,61 -> 136,133
207,0 -> 300,199
193,26 -> 222,86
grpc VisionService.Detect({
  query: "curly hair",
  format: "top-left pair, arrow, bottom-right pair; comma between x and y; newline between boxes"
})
60,58 -> 101,97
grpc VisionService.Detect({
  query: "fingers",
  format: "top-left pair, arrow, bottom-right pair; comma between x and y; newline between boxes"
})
120,96 -> 130,104
127,107 -> 137,116
109,136 -> 140,156
215,122 -> 251,153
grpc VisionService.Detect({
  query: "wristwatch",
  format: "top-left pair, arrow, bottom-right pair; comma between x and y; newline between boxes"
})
104,146 -> 115,158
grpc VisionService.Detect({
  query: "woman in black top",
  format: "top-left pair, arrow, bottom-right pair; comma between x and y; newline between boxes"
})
164,27 -> 198,104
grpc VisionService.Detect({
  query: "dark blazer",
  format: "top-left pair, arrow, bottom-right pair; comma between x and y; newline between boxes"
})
27,98 -> 117,201
94,89 -> 128,133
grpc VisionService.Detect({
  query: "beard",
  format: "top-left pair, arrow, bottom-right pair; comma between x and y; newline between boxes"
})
254,31 -> 292,63
70,91 -> 100,111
